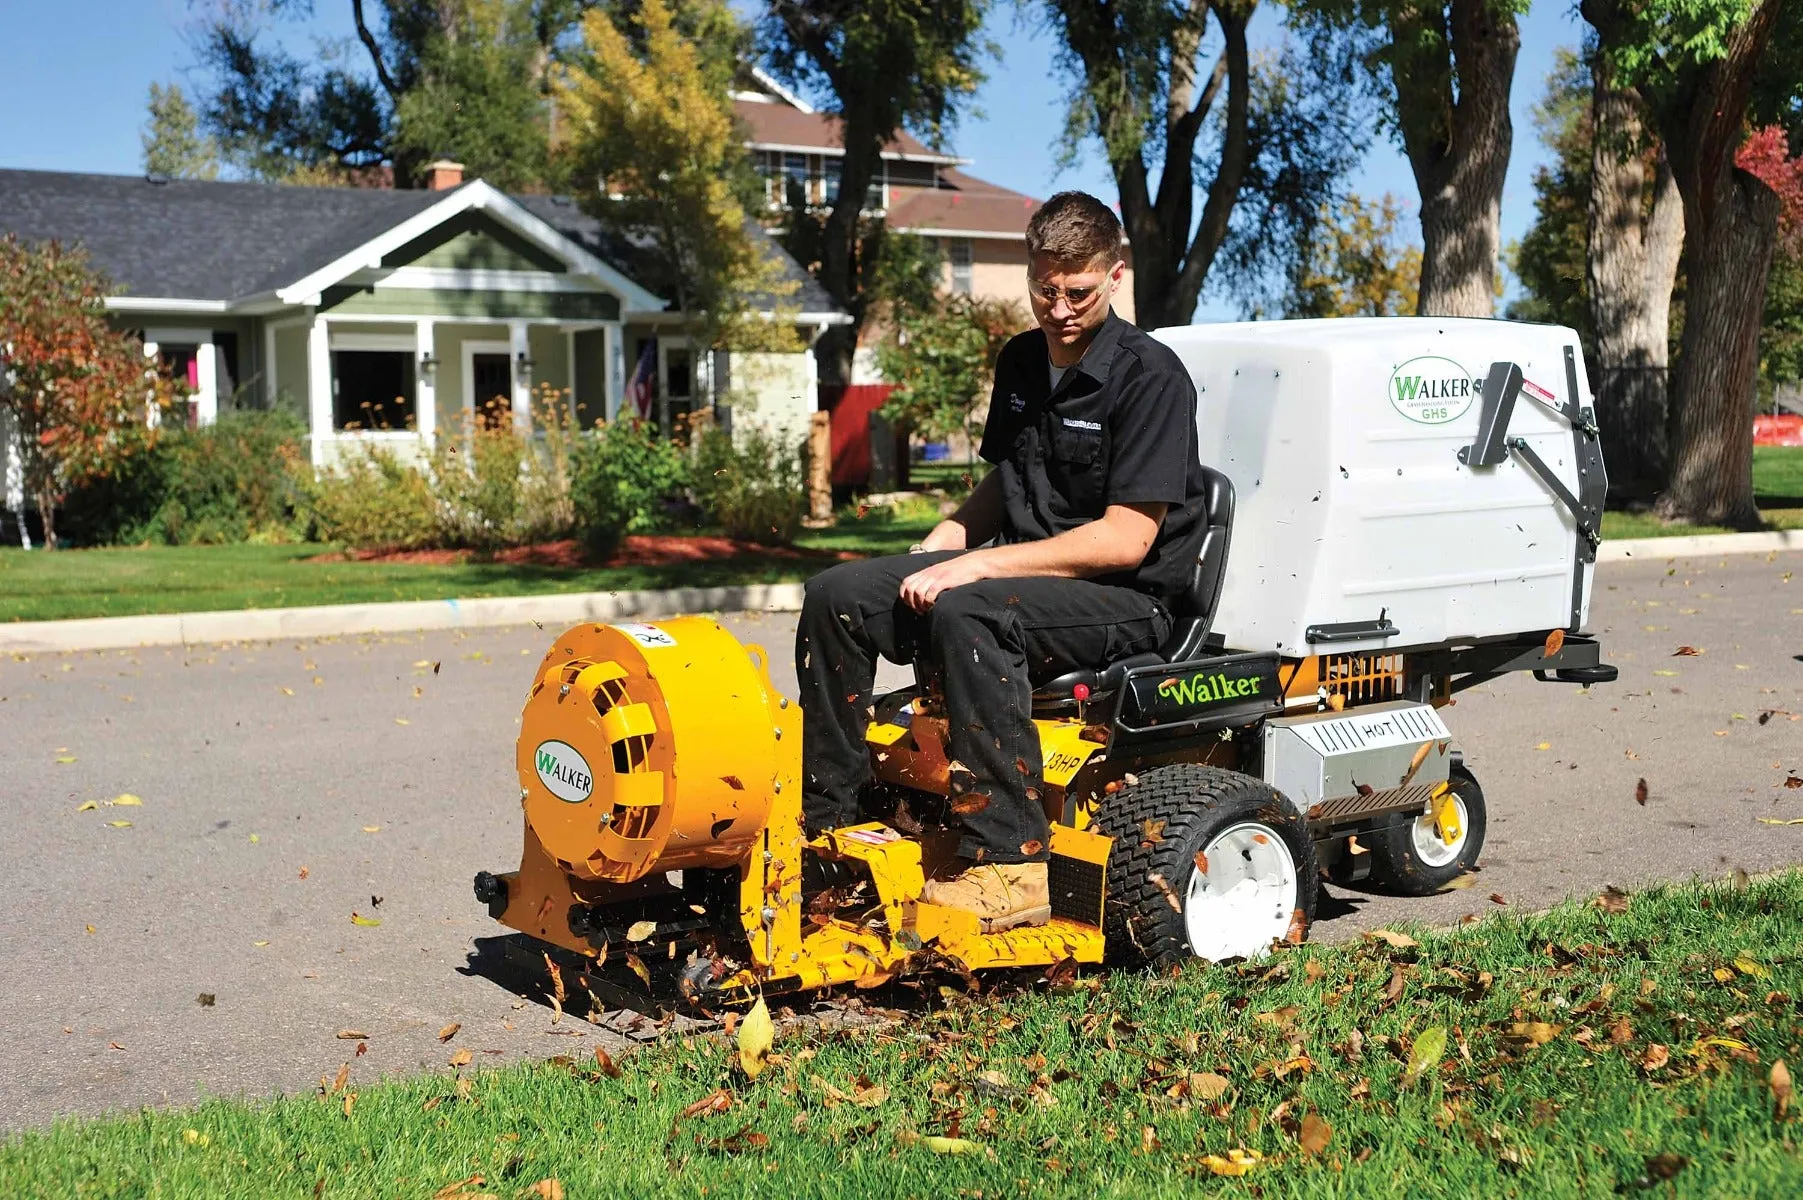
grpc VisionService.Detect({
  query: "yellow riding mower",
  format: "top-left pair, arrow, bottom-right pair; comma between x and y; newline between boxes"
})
474,320 -> 1619,1009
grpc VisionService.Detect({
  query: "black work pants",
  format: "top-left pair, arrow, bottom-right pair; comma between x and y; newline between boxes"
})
796,551 -> 1170,863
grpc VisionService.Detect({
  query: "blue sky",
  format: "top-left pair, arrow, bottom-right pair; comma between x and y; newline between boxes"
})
0,1 -> 1584,317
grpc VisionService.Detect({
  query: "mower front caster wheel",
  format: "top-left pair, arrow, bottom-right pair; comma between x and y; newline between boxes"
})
1094,765 -> 1319,969
1365,764 -> 1488,896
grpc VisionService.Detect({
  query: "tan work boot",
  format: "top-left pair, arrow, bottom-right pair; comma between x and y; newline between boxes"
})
918,862 -> 1051,932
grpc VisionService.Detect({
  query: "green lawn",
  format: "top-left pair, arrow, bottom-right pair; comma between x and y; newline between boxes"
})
0,511 -> 940,624
1602,445 -> 1803,539
5,872 -> 1798,1198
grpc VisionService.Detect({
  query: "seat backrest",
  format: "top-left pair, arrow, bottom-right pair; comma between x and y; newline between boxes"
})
1159,465 -> 1234,662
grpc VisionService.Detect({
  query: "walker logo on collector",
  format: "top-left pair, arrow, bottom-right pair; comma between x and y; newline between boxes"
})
534,740 -> 594,803
1389,356 -> 1482,425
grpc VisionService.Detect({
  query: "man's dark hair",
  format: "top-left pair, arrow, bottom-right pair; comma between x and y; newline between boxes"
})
1025,191 -> 1124,267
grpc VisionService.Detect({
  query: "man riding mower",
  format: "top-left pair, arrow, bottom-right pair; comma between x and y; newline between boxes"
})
474,193 -> 1618,1011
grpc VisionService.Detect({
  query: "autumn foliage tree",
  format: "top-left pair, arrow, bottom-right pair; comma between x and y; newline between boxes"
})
0,237 -> 172,547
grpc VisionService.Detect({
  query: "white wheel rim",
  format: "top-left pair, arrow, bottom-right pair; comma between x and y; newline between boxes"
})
1183,822 -> 1299,962
1409,794 -> 1470,868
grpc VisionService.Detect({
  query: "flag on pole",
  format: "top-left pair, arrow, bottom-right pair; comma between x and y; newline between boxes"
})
625,341 -> 657,420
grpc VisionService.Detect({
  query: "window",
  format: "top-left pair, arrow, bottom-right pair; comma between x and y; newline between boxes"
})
948,238 -> 973,295
665,346 -> 694,433
331,350 -> 416,431
783,152 -> 810,209
822,157 -> 841,205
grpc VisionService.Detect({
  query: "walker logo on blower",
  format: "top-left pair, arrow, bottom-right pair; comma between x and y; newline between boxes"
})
534,740 -> 594,804
1388,356 -> 1484,425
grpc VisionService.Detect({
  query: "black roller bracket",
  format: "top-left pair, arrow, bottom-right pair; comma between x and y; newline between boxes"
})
1452,350 -> 1609,632
1457,361 -> 1524,467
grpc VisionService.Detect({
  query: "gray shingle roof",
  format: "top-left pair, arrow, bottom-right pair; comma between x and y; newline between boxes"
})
0,168 -> 841,317
0,169 -> 441,301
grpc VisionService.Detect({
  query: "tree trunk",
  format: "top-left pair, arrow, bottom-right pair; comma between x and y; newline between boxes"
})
813,113 -> 884,387
1646,0 -> 1781,527
1656,167 -> 1780,527
1393,0 -> 1520,317
1585,65 -> 1683,504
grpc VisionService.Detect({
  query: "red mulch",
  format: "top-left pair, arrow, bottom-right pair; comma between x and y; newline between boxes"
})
309,535 -> 854,568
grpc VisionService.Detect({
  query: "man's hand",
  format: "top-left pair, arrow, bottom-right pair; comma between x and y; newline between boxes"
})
899,551 -> 994,612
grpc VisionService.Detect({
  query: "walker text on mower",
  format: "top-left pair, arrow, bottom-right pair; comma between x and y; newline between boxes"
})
473,318 -> 1618,1010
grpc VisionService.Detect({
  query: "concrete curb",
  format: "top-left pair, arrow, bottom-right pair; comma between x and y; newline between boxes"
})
1,582 -> 808,655
5,528 -> 1799,656
1596,528 -> 1803,563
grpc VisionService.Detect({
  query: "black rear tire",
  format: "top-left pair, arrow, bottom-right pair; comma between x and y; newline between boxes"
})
1365,764 -> 1487,896
1091,764 -> 1319,969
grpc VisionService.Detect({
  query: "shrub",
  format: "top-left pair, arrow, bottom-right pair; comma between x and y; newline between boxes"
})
570,417 -> 689,556
428,393 -> 579,551
59,410 -> 306,545
303,445 -> 438,551
691,423 -> 807,545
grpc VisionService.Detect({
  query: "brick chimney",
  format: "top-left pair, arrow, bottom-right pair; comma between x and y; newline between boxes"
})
425,160 -> 465,190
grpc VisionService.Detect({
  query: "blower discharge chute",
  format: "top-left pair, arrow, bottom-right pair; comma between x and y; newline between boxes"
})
476,317 -> 1620,1008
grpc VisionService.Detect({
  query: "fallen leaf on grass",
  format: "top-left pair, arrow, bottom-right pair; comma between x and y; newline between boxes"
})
350,912 -> 381,927
1298,1112 -> 1332,1156
1734,955 -> 1771,979
1509,1022 -> 1561,1047
1202,1148 -> 1263,1176
1365,929 -> 1418,949
432,1176 -> 484,1199
1641,1044 -> 1671,1071
1404,1026 -> 1447,1089
915,1134 -> 983,1155
678,1089 -> 732,1120
738,996 -> 774,1078
1190,1072 -> 1231,1100
526,1181 -> 564,1200
437,1022 -> 461,1043
1772,1059 -> 1792,1119
331,1064 -> 350,1093
1593,886 -> 1630,914
594,1046 -> 623,1078
448,1049 -> 472,1068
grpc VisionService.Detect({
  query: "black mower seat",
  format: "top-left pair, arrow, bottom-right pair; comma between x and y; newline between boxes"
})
1032,464 -> 1235,714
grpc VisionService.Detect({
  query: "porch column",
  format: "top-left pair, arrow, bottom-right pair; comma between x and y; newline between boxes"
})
508,319 -> 531,433
263,321 -> 278,410
306,313 -> 331,465
194,336 -> 219,425
415,318 -> 437,445
604,321 -> 624,421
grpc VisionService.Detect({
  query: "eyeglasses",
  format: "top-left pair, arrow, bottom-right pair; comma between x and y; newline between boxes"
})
1027,276 -> 1109,309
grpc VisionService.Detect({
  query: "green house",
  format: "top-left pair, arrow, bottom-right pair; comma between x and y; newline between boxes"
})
0,165 -> 847,477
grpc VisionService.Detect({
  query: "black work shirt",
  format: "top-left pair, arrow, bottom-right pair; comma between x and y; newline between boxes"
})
977,312 -> 1208,606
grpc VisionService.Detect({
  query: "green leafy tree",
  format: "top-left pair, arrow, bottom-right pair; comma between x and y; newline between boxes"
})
875,293 -> 1025,463
1582,0 -> 1803,527
1283,193 -> 1421,318
558,0 -> 797,355
1292,0 -> 1526,317
1076,15 -> 1365,329
760,0 -> 991,382
0,237 -> 175,548
190,0 -> 574,187
141,83 -> 220,179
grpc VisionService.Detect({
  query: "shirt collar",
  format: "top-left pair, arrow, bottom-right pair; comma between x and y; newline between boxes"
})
1045,309 -> 1126,393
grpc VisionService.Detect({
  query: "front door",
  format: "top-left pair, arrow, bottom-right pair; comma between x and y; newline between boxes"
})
471,353 -> 512,430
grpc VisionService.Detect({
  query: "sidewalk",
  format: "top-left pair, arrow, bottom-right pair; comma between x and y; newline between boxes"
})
3,529 -> 1798,655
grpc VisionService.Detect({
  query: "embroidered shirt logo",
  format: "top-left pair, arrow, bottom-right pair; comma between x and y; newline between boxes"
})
1009,392 -> 1026,412
1061,417 -> 1102,431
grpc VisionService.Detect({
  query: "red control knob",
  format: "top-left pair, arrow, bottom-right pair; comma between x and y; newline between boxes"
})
1072,683 -> 1091,702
